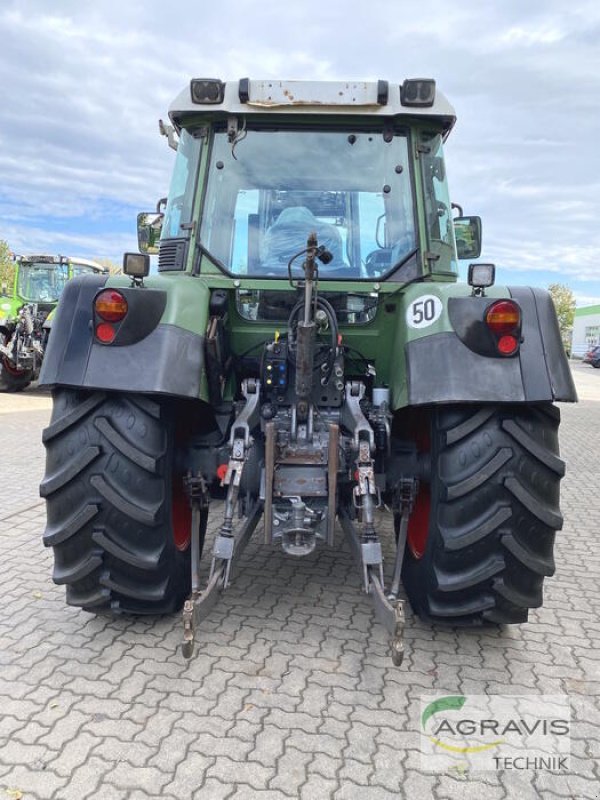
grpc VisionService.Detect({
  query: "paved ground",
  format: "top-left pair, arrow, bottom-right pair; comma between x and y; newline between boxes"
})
0,366 -> 599,799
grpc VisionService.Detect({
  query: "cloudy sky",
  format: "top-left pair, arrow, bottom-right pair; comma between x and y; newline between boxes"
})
1,0 -> 598,304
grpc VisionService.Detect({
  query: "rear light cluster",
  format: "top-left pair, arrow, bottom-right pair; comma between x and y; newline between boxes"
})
94,289 -> 128,344
485,299 -> 521,356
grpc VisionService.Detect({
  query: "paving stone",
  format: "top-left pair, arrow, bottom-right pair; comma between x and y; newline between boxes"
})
46,731 -> 100,778
107,761 -> 172,793
160,752 -> 214,799
247,725 -> 288,767
268,746 -> 312,793
335,784 -> 400,800
0,764 -> 68,799
299,774 -> 338,799
191,778 -> 235,799
207,756 -> 273,790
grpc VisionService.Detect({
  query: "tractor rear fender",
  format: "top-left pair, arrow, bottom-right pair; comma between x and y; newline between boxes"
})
39,274 -> 210,400
390,284 -> 577,408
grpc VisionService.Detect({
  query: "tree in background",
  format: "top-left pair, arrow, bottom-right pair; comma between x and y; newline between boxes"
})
548,283 -> 576,356
0,239 -> 15,290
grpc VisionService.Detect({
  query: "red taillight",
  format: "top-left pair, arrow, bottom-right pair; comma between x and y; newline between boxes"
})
485,299 -> 521,357
497,334 -> 519,355
95,322 -> 116,343
95,289 -> 128,322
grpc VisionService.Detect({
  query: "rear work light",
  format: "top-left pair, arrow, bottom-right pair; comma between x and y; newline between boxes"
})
485,299 -> 521,356
190,78 -> 225,104
95,290 -> 128,323
400,78 -> 436,107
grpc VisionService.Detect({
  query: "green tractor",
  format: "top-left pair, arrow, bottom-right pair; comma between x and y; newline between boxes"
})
0,255 -> 105,391
39,78 -> 576,664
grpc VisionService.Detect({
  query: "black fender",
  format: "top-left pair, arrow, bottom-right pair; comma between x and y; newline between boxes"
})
405,286 -> 577,406
39,275 -> 206,399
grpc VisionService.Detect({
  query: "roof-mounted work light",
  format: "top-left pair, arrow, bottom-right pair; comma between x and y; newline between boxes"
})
400,78 -> 436,107
190,79 -> 225,105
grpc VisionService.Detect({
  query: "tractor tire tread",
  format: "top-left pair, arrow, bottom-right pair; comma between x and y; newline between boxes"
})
42,392 -> 107,442
42,389 -> 190,616
90,474 -> 161,526
94,416 -> 161,473
43,503 -> 99,547
402,403 -> 563,626
39,446 -> 101,497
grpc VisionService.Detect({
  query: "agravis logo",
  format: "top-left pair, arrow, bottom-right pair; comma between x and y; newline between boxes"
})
419,694 -> 571,772
422,695 -> 504,754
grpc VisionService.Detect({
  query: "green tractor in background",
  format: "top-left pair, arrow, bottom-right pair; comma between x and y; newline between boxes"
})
39,78 -> 576,664
0,255 -> 105,391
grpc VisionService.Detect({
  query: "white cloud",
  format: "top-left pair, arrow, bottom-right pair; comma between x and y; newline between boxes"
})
500,25 -> 565,46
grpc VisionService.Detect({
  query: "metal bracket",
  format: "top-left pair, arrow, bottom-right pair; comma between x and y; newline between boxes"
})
340,382 -> 374,451
388,478 -> 419,600
210,533 -> 235,587
229,379 -> 261,448
361,541 -> 384,594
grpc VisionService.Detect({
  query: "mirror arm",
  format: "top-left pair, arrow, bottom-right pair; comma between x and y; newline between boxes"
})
159,119 -> 179,151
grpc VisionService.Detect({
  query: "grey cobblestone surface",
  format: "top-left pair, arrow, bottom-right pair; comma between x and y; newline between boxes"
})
0,366 -> 599,799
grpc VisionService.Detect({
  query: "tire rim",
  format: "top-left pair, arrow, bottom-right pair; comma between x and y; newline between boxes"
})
406,409 -> 432,560
1,355 -> 28,376
407,483 -> 431,559
1,334 -> 28,376
171,477 -> 191,551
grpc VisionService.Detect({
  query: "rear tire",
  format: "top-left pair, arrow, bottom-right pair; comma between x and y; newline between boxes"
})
41,389 -> 191,614
401,403 -> 564,625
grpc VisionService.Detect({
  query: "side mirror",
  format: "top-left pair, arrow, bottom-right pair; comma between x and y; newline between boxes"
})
137,212 -> 164,255
453,216 -> 482,260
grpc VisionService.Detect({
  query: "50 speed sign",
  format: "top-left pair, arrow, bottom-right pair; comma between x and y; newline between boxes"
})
405,295 -> 443,329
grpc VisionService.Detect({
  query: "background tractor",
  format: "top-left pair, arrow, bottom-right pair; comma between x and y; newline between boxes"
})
0,255 -> 105,391
39,78 -> 576,663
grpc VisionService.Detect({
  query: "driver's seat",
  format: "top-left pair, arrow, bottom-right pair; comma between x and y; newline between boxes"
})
260,206 -> 344,269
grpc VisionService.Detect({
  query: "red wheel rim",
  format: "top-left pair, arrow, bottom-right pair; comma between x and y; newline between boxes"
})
407,482 -> 431,559
405,408 -> 432,560
2,356 -> 28,376
1,335 -> 28,376
171,477 -> 191,551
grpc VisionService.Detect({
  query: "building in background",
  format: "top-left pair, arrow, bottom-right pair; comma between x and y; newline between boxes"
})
572,305 -> 600,357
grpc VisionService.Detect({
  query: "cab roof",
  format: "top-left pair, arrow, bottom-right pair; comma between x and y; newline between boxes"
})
169,78 -> 456,135
17,255 -> 104,271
